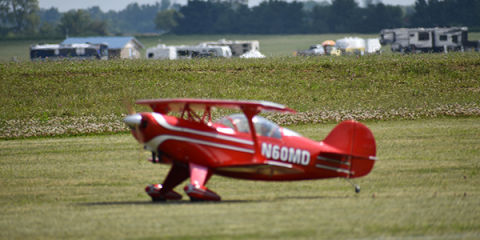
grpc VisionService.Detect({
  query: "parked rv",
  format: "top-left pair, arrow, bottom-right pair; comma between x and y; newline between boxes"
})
30,43 -> 108,60
200,39 -> 260,57
61,36 -> 144,59
146,44 -> 232,60
380,27 -> 479,53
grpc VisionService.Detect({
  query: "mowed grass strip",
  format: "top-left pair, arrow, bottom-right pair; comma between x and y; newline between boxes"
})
1,117 -> 479,240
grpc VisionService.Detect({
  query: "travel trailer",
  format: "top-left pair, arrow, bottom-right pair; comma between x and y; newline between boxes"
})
200,39 -> 261,57
379,27 -> 479,53
30,43 -> 108,60
146,44 -> 232,60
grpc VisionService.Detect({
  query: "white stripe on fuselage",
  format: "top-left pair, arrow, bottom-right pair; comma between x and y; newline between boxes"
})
145,135 -> 255,154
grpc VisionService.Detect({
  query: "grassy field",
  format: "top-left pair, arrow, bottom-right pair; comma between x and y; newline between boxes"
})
1,34 -> 480,239
2,33 -> 480,62
1,117 -> 479,239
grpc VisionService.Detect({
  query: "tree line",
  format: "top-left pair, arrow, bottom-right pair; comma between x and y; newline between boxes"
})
1,0 -> 479,38
0,0 -> 176,37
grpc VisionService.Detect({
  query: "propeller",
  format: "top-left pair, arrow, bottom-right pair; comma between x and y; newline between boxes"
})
123,99 -> 147,163
123,99 -> 144,143
123,98 -> 135,115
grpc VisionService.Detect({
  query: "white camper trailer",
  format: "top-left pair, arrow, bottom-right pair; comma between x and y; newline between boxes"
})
146,44 -> 232,60
146,44 -> 177,60
380,27 -> 478,53
200,39 -> 261,57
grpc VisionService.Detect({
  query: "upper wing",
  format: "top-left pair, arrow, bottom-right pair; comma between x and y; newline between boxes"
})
136,98 -> 296,114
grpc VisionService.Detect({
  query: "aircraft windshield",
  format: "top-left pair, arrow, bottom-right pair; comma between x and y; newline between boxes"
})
216,114 -> 286,139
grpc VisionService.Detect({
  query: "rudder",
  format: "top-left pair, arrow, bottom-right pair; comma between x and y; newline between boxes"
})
322,120 -> 376,178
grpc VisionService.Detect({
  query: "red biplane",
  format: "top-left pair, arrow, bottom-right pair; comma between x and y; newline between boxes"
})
123,99 -> 377,202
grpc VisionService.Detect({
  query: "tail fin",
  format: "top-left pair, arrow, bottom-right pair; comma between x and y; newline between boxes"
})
320,120 -> 376,178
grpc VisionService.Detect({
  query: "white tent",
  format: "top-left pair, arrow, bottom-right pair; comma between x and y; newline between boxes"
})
239,49 -> 266,58
365,38 -> 381,54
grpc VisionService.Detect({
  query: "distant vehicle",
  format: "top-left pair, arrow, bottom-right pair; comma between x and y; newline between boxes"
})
295,45 -> 325,56
294,40 -> 339,56
322,40 -> 340,56
146,44 -> 232,60
379,27 -> 479,53
200,39 -> 261,57
30,43 -> 108,60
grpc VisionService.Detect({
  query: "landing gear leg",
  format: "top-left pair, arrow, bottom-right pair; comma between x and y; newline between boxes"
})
184,163 -> 221,202
346,179 -> 361,193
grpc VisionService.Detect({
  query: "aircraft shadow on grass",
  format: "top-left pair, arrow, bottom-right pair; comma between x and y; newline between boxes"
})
80,195 -> 346,206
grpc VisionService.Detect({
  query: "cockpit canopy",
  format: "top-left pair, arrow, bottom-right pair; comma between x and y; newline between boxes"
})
216,114 -> 301,139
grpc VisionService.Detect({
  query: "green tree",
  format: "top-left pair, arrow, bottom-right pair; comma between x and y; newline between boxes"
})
57,9 -> 108,36
89,19 -> 108,35
38,6 -> 61,23
173,0 -> 230,34
310,4 -> 330,33
0,0 -> 9,23
154,9 -> 180,32
361,3 -> 404,32
38,21 -> 58,36
409,0 -> 434,27
9,0 -> 39,33
329,0 -> 361,33
0,1 -> 11,36
249,0 -> 306,34
408,0 -> 480,28
0,0 -> 39,35
160,0 -> 171,11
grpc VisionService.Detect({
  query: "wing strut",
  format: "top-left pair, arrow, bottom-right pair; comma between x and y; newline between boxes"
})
242,106 -> 262,163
